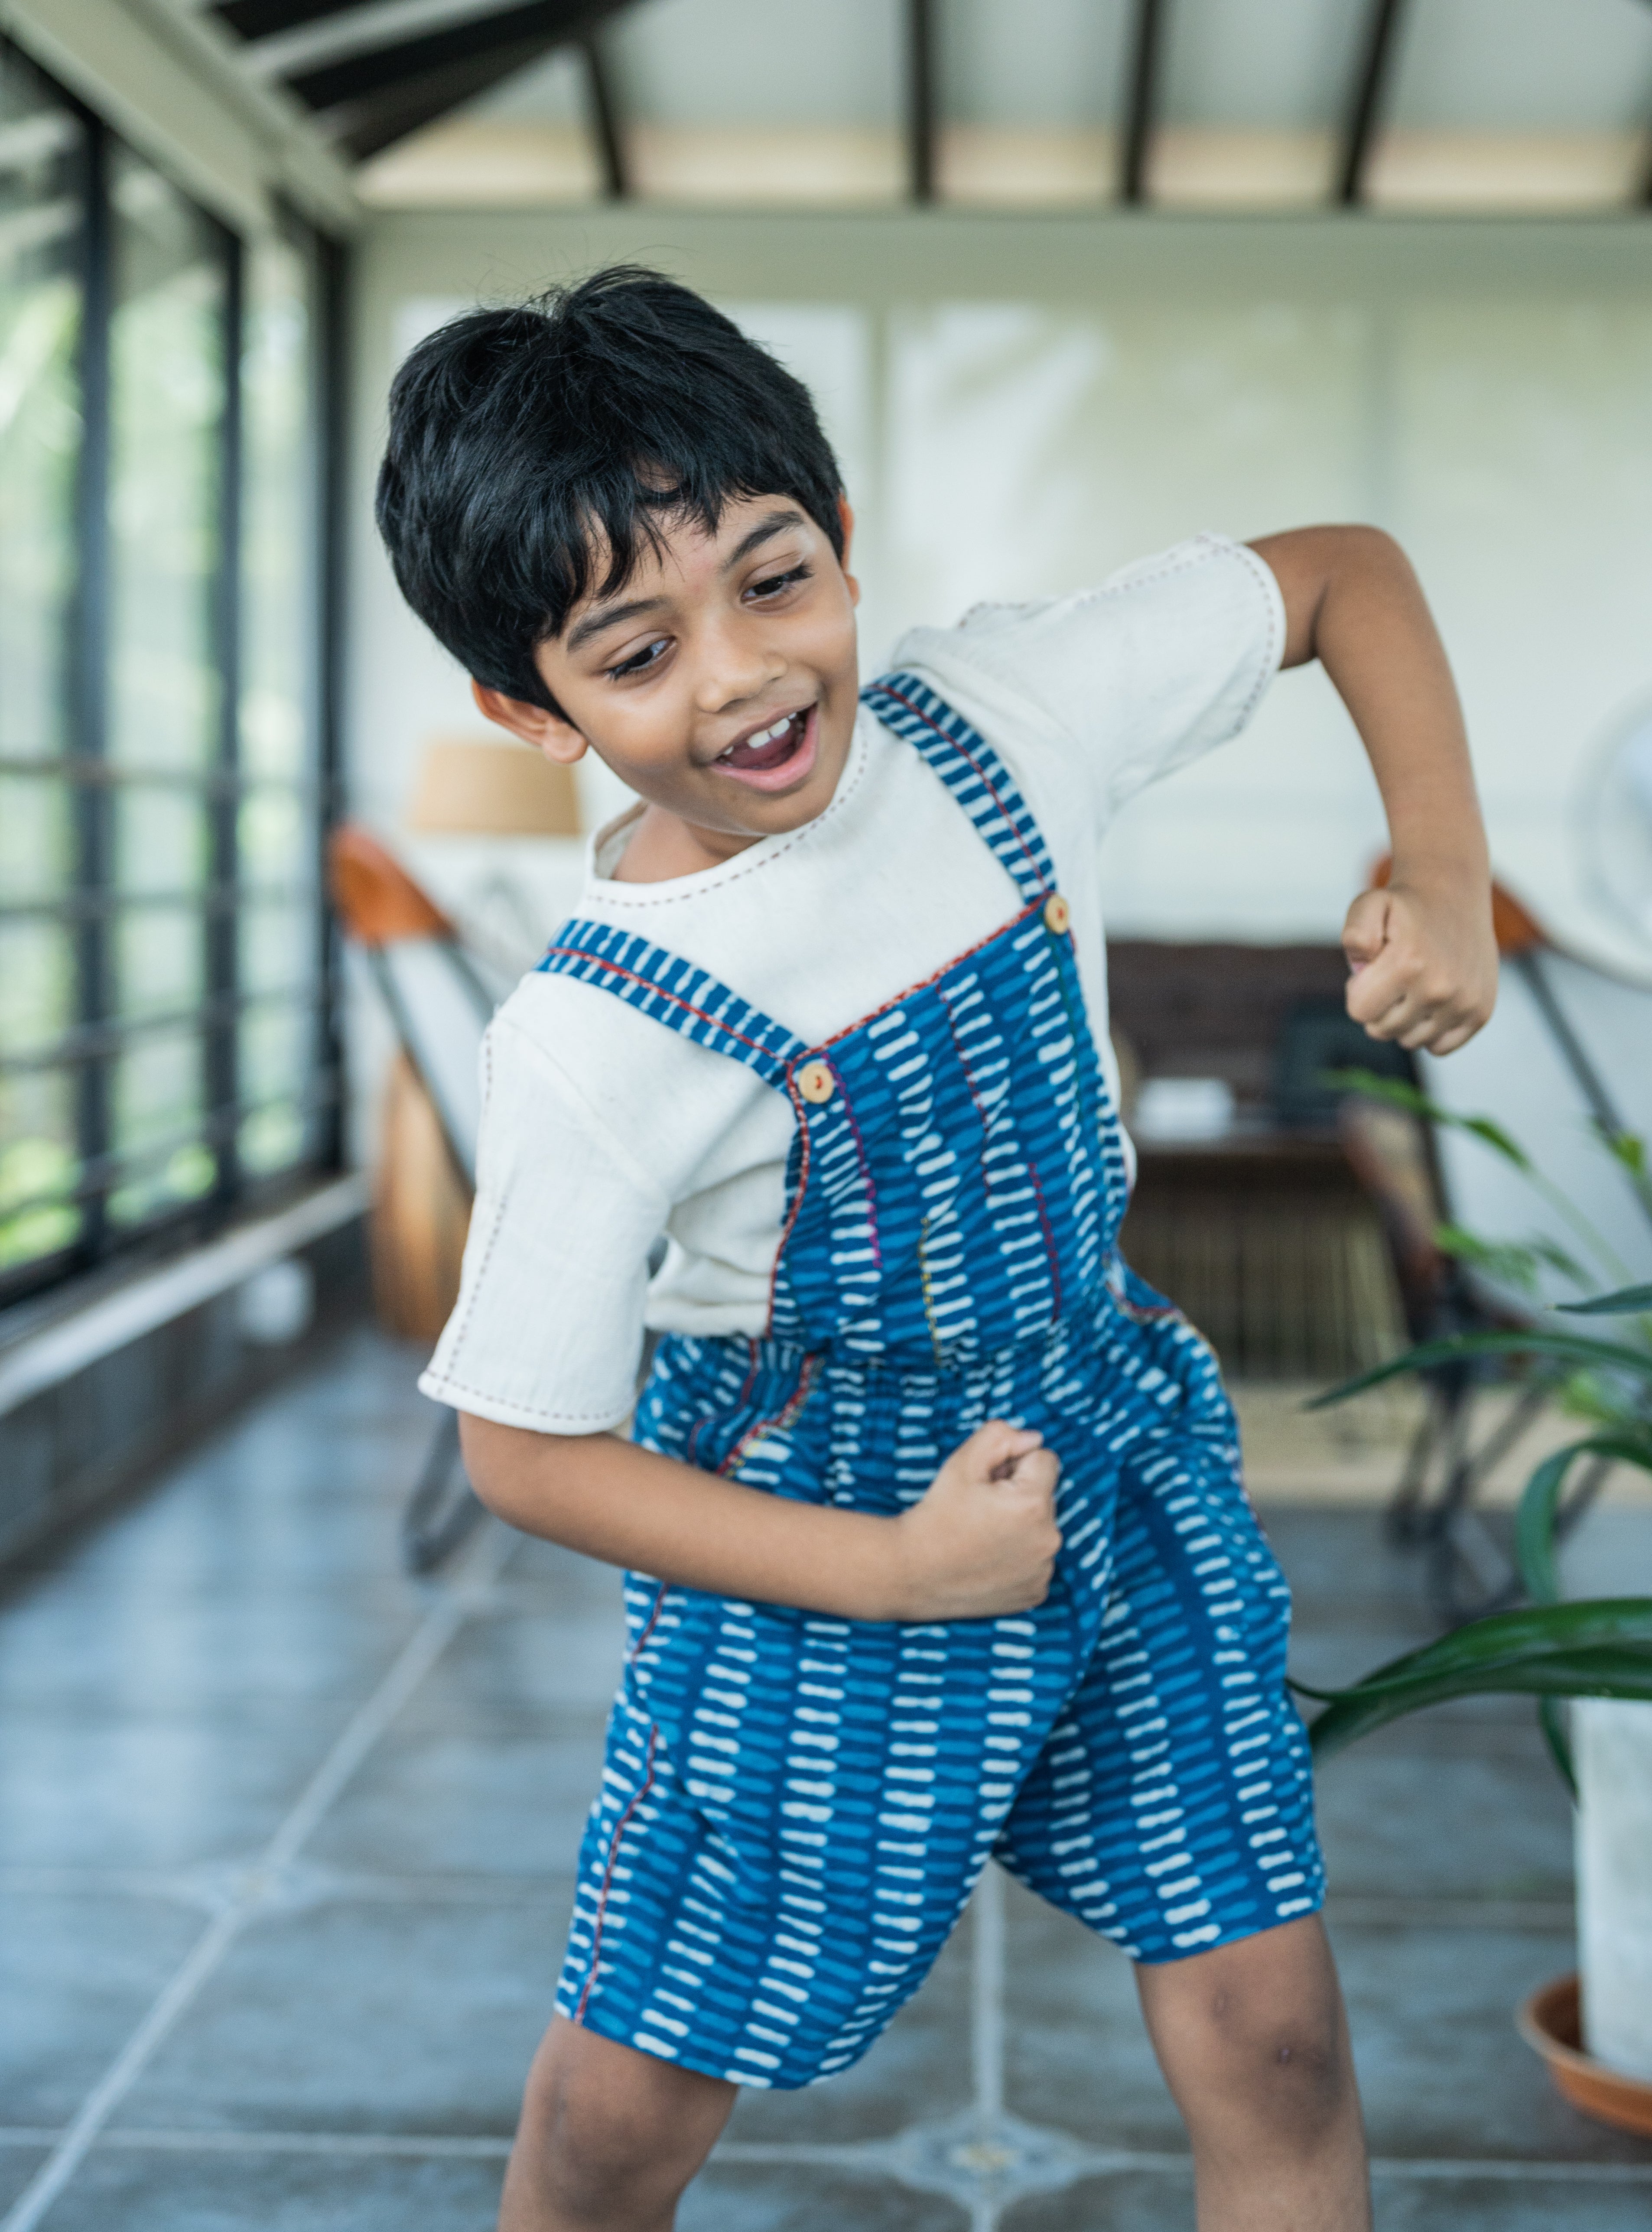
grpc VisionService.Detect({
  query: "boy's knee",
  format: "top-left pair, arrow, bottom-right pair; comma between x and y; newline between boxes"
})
513,2022 -> 729,2226
1197,1981 -> 1350,2143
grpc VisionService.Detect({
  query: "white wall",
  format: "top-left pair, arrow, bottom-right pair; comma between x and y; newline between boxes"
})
347,209 -> 1652,967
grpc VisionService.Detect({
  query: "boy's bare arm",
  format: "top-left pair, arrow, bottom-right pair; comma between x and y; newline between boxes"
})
1248,524 -> 1496,1056
459,1411 -> 1061,1623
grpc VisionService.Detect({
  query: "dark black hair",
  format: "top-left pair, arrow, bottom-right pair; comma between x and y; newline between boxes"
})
374,266 -> 845,711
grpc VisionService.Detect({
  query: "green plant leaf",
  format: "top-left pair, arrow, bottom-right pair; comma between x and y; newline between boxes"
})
1433,1225 -> 1542,1292
1325,1069 -> 1534,1169
1517,1433 -> 1652,1605
1307,1328 -> 1652,1410
1560,1283 -> 1652,1317
1603,1131 -> 1648,1179
1302,1644 -> 1652,1758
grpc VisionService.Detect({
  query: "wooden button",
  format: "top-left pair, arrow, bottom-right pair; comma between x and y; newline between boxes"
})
1043,893 -> 1071,935
796,1060 -> 836,1105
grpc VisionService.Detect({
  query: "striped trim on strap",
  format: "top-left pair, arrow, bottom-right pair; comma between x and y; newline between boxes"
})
536,919 -> 807,1089
862,671 -> 1055,907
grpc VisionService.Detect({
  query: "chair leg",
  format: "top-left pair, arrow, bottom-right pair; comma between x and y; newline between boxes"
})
402,1410 -> 485,1575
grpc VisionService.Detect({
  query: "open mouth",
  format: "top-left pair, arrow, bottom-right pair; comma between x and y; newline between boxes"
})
711,705 -> 817,792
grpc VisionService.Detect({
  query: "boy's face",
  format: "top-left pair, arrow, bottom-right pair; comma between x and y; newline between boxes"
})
473,494 -> 861,871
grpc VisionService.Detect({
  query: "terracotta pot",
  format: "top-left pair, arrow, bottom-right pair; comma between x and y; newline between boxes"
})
1518,1973 -> 1652,2139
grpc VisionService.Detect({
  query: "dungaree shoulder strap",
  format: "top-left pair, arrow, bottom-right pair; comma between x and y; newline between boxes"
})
538,676 -> 1054,1065
860,670 -> 1057,910
536,917 -> 806,1090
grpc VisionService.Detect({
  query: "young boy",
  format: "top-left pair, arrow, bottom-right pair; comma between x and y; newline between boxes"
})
377,266 -> 1496,2232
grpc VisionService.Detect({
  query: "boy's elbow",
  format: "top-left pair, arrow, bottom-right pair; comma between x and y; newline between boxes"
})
457,1410 -> 540,1527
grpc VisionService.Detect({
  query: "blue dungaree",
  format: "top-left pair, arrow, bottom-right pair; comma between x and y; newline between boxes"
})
540,675 -> 1324,2089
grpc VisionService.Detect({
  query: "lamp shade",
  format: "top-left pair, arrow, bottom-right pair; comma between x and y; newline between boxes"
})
406,734 -> 582,838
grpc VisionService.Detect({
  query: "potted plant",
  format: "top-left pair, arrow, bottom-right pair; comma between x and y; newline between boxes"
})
1297,1081 -> 1652,2133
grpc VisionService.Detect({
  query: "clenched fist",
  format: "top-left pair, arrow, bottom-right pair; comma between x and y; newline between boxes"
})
887,1420 -> 1062,1622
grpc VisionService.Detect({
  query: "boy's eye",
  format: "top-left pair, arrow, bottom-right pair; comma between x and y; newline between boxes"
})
608,636 -> 670,680
747,564 -> 811,601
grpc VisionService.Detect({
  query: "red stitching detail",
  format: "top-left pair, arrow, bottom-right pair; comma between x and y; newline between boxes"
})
717,1352 -> 821,1478
574,1724 -> 659,2025
1027,1159 -> 1064,1322
541,947 -> 789,1067
813,901 -> 1040,1054
873,683 -> 1050,894
766,1077 -> 813,1334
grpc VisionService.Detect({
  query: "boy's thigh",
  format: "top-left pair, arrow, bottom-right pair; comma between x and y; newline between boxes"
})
994,1433 -> 1325,1962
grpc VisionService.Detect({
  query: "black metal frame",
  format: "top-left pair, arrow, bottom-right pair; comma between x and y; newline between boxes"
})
0,40 -> 343,1312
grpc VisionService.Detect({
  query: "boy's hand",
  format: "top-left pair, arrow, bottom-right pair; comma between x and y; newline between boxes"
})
1341,874 -> 1498,1056
888,1421 -> 1062,1622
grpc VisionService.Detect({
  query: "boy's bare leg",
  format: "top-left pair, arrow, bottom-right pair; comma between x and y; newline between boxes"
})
498,2017 -> 735,2232
1135,1916 -> 1372,2232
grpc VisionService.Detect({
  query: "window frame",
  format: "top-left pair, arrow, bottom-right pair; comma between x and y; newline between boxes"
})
0,40 -> 344,1310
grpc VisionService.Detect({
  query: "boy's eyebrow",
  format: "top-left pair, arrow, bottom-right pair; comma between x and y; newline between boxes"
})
563,508 -> 811,654
566,594 -> 668,655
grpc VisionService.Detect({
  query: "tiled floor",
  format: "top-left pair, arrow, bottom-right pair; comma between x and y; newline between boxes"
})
3,1323 -> 1651,2230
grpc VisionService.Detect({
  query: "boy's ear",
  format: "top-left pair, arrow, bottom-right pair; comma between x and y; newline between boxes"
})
470,678 -> 588,765
837,495 -> 861,608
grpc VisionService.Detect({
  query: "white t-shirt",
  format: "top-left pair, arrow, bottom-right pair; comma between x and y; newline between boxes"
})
420,533 -> 1285,1434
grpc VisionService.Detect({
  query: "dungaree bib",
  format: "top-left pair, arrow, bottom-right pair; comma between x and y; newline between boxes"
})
541,676 -> 1324,2089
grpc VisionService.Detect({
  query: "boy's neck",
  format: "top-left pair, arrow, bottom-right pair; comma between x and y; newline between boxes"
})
608,802 -> 764,884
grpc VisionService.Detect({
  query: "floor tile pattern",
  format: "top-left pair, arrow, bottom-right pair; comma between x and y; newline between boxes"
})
3,1324 -> 1651,2228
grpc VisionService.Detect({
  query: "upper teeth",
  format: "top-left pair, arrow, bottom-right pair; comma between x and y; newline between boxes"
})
722,715 -> 793,760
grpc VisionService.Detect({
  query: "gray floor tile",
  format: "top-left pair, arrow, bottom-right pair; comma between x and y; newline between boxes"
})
305,1728 -> 605,1877
1003,2167 -> 1193,2230
29,2144 -> 505,2232
0,1717 -> 344,1870
122,1895 -> 570,2137
396,1605 -> 627,1733
684,2164 -> 966,2229
0,2146 -> 53,2215
0,1893 -> 205,2122
1329,1921 -> 1652,2164
1367,2170 -> 1652,2230
996,1879 -> 1187,2153
1315,1735 -> 1573,1901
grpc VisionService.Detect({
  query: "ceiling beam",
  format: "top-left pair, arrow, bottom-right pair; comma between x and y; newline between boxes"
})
1119,0 -> 1164,206
907,0 -> 936,205
1338,0 -> 1407,206
321,27 -> 551,157
237,0 -> 532,80
213,0 -> 376,42
283,0 -> 590,112
579,28 -> 626,199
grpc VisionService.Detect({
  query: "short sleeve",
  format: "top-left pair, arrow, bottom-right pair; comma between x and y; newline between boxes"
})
894,533 -> 1285,820
418,1015 -> 667,1433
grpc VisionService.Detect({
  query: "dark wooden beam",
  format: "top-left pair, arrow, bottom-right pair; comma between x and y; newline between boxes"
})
907,0 -> 936,204
328,33 -> 559,159
285,0 -> 595,114
1119,0 -> 1164,206
214,0 -> 363,42
579,29 -> 627,199
1338,0 -> 1408,206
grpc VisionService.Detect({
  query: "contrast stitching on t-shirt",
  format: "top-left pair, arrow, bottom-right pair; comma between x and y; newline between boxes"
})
1226,539 -> 1286,728
418,1368 -> 631,1427
582,723 -> 875,910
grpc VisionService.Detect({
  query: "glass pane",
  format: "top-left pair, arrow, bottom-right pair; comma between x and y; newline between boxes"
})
115,904 -> 204,1019
242,898 -> 316,999
114,783 -> 209,894
0,773 -> 72,901
239,783 -> 308,890
240,1001 -> 312,1176
0,919 -> 73,1054
107,149 -> 224,771
0,49 -> 83,764
0,1066 -> 81,1270
241,233 -> 317,783
109,1026 -> 210,1225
